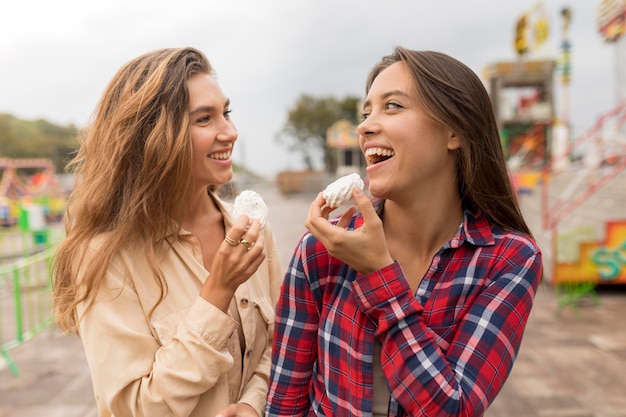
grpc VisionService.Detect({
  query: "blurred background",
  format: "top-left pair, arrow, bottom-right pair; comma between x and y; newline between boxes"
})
1,1 -> 625,416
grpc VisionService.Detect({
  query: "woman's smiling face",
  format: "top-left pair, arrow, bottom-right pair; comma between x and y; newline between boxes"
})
187,73 -> 238,189
358,61 -> 460,201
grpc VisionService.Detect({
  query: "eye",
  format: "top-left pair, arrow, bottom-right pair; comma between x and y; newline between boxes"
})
224,109 -> 232,119
360,112 -> 370,121
195,115 -> 211,124
386,101 -> 403,110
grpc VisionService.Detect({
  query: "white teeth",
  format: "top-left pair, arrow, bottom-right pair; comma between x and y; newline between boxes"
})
209,152 -> 231,160
365,147 -> 395,157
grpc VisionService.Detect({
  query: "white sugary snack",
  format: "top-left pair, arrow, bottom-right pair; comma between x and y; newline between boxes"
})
322,173 -> 364,208
233,190 -> 268,229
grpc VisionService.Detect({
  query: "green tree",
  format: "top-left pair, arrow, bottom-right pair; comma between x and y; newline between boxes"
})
0,113 -> 78,172
277,94 -> 361,172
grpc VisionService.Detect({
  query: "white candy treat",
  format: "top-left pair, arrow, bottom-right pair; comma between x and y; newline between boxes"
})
322,173 -> 364,208
233,190 -> 269,229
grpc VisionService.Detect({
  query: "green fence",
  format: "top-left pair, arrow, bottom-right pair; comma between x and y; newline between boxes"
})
0,230 -> 59,376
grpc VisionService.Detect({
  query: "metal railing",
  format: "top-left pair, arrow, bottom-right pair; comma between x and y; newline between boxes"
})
0,230 -> 59,376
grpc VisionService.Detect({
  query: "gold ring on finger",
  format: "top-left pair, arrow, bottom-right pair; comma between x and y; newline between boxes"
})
224,235 -> 239,246
239,239 -> 255,250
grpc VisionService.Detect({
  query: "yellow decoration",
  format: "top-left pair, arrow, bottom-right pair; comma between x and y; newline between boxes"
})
514,14 -> 529,56
534,16 -> 549,46
513,2 -> 552,56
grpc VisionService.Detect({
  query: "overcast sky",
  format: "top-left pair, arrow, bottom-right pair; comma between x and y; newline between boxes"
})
0,0 -> 617,178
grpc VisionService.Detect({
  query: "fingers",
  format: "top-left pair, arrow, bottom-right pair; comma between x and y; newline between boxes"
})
224,215 -> 263,252
336,206 -> 357,229
217,223 -> 266,277
307,189 -> 362,236
206,219 -> 266,310
305,193 -> 333,238
309,192 -> 335,220
321,188 -> 375,229
303,186 -> 393,273
351,187 -> 378,224
225,214 -> 251,243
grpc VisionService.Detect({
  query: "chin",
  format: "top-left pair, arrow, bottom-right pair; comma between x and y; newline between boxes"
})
366,182 -> 388,200
216,171 -> 234,184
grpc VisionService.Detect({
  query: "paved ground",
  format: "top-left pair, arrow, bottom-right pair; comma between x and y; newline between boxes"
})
1,175 -> 625,417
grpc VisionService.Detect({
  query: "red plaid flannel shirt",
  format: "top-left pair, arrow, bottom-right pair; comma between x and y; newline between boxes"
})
267,209 -> 542,417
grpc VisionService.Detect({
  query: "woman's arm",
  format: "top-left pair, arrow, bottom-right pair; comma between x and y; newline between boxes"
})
352,238 -> 542,416
78,263 -> 239,417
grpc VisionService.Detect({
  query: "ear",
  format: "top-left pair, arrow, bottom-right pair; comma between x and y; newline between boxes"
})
447,131 -> 461,151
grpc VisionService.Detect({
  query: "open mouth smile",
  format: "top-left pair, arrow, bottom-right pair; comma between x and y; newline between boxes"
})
208,151 -> 231,160
365,147 -> 395,165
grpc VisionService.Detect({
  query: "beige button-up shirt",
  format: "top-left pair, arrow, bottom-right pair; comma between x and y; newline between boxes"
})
76,196 -> 282,417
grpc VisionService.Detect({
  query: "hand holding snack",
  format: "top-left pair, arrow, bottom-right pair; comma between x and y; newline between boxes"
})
321,173 -> 364,208
306,186 -> 393,274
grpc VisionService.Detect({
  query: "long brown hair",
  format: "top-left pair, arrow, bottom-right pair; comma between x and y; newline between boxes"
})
53,47 -> 213,332
366,47 -> 532,236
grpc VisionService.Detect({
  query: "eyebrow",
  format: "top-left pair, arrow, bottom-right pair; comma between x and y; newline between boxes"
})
362,90 -> 411,109
188,98 -> 231,116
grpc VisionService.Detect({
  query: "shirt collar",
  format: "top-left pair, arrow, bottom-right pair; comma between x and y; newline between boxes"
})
452,209 -> 495,248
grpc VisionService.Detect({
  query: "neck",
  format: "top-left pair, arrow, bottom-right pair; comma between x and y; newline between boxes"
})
182,187 -> 219,230
382,194 -> 463,259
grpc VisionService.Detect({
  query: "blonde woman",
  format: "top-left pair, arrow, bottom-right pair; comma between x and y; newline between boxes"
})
53,47 -> 281,417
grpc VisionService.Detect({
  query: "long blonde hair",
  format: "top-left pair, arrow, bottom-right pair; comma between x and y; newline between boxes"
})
53,47 -> 213,333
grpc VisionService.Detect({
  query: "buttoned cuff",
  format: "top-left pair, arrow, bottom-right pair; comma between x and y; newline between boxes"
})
184,296 -> 239,349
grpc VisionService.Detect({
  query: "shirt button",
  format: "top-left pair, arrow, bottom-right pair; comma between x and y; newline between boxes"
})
246,348 -> 252,357
240,298 -> 249,307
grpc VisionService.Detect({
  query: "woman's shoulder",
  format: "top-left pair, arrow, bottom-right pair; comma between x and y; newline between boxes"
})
85,231 -> 142,255
83,232 -> 152,277
494,228 -> 542,262
465,209 -> 539,251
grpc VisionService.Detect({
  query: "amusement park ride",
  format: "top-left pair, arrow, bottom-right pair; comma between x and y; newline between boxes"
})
488,0 -> 626,291
0,158 -> 65,228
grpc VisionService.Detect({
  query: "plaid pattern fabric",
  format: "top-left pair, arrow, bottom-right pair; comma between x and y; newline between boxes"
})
267,209 -> 542,417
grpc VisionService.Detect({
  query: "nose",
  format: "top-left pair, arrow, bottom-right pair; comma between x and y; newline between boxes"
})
357,114 -> 379,137
217,118 -> 238,143
358,117 -> 375,151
